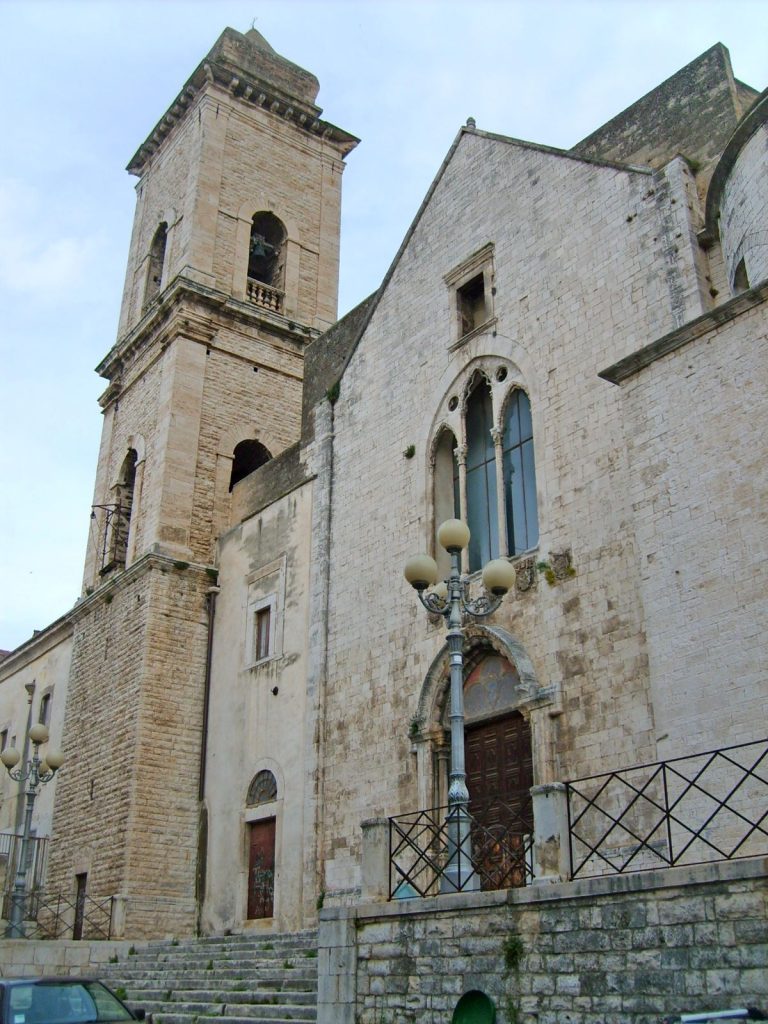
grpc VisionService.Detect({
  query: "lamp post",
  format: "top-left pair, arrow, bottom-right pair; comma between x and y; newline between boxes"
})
1,724 -> 64,938
404,519 -> 515,892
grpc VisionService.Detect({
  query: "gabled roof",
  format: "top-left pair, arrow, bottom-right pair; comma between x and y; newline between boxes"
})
327,123 -> 652,392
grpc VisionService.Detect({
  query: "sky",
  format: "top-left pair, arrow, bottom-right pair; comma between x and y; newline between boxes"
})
0,0 -> 765,652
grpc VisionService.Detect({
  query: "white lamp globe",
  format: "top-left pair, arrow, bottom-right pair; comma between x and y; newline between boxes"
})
482,558 -> 516,595
46,751 -> 65,771
28,723 -> 49,745
404,554 -> 439,591
431,580 -> 449,601
0,747 -> 21,769
437,519 -> 470,552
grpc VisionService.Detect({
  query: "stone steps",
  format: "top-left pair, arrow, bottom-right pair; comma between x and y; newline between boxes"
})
99,931 -> 318,1024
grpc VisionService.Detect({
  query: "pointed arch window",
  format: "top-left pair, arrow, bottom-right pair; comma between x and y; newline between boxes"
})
465,380 -> 499,571
503,391 -> 539,556
433,374 -> 539,574
143,222 -> 167,309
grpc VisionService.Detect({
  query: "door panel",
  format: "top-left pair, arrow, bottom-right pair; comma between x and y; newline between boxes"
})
247,818 -> 275,919
465,712 -> 533,888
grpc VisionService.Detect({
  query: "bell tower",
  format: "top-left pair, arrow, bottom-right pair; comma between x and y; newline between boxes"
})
47,28 -> 357,937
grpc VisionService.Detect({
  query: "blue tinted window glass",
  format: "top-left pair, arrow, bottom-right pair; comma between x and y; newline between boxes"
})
503,391 -> 539,555
465,383 -> 498,571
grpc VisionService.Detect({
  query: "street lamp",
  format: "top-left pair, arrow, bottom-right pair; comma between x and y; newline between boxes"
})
1,724 -> 64,938
404,519 -> 515,892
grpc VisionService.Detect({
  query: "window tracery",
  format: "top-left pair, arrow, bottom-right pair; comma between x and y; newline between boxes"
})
431,364 -> 539,572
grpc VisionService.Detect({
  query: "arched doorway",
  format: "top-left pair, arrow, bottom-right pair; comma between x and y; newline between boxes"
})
245,770 -> 278,919
441,651 -> 534,889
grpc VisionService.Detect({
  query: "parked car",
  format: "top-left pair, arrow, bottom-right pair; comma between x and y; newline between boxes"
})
0,978 -> 150,1024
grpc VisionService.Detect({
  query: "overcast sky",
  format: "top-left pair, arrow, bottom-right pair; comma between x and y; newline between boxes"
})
0,0 -> 765,652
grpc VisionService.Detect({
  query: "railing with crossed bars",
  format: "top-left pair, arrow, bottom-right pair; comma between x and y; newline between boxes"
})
1,889 -> 114,939
389,803 -> 534,898
566,737 -> 768,879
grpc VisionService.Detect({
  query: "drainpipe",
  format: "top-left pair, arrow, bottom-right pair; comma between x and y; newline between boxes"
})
196,582 -> 219,936
198,585 -> 220,800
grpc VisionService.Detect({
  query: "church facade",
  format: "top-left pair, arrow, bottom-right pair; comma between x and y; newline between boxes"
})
0,28 -> 766,1010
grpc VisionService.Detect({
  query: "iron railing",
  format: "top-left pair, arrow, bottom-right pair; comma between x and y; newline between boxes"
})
389,803 -> 534,898
1,889 -> 114,939
566,738 -> 768,879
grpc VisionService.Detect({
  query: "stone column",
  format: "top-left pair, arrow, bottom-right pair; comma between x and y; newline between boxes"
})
454,444 -> 469,574
317,909 -> 357,1024
360,818 -> 389,902
531,782 -> 571,883
491,426 -> 508,556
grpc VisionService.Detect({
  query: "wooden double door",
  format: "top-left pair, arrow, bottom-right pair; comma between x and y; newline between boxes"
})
464,711 -> 533,887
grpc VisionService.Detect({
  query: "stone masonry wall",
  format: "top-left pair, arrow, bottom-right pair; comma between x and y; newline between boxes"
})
616,297 -> 768,758
47,557 -> 210,938
318,129 -> 708,897
571,44 -> 748,171
319,858 -> 768,1024
719,121 -> 768,289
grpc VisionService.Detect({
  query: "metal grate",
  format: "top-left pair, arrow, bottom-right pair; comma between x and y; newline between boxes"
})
389,802 -> 534,898
566,738 -> 768,879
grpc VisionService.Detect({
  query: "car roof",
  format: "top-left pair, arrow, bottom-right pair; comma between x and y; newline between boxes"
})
1,978 -> 103,986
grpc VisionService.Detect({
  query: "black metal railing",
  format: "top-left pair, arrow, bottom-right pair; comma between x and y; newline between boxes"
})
389,803 -> 534,898
566,738 -> 768,879
1,890 -> 114,939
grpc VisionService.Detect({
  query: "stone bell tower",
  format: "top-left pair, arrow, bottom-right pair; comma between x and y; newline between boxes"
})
47,28 -> 357,937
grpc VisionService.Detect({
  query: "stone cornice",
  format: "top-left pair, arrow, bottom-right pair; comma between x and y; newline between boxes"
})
0,614 -> 73,682
69,553 -> 218,626
96,274 -> 318,390
599,277 -> 768,385
127,53 -> 358,176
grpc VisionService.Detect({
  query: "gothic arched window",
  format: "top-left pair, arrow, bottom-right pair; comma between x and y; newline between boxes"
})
432,372 -> 539,575
465,379 -> 499,572
229,439 -> 272,491
144,222 -> 167,308
502,390 -> 539,556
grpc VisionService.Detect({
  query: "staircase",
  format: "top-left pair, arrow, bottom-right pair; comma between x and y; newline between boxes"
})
98,931 -> 318,1024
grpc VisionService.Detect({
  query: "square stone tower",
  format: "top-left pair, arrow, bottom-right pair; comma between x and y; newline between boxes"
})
47,28 -> 357,937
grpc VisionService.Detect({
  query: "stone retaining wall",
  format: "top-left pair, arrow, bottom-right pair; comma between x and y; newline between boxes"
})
318,858 -> 768,1024
0,939 -> 137,978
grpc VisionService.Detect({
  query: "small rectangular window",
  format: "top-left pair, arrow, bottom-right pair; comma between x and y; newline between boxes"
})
255,606 -> 271,661
38,693 -> 52,726
0,730 -> 7,752
457,273 -> 486,337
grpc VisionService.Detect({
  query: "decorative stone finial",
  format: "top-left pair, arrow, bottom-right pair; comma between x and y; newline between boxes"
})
466,117 -> 476,128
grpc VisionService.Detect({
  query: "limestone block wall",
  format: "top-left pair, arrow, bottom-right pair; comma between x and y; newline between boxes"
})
203,476 -> 315,933
719,121 -> 768,290
319,858 -> 768,1024
117,81 -> 347,340
318,129 -> 708,896
572,44 -> 753,171
211,94 -> 346,330
85,310 -> 305,590
117,100 -> 204,338
47,558 -> 210,938
616,297 -> 768,757
188,319 -> 304,562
